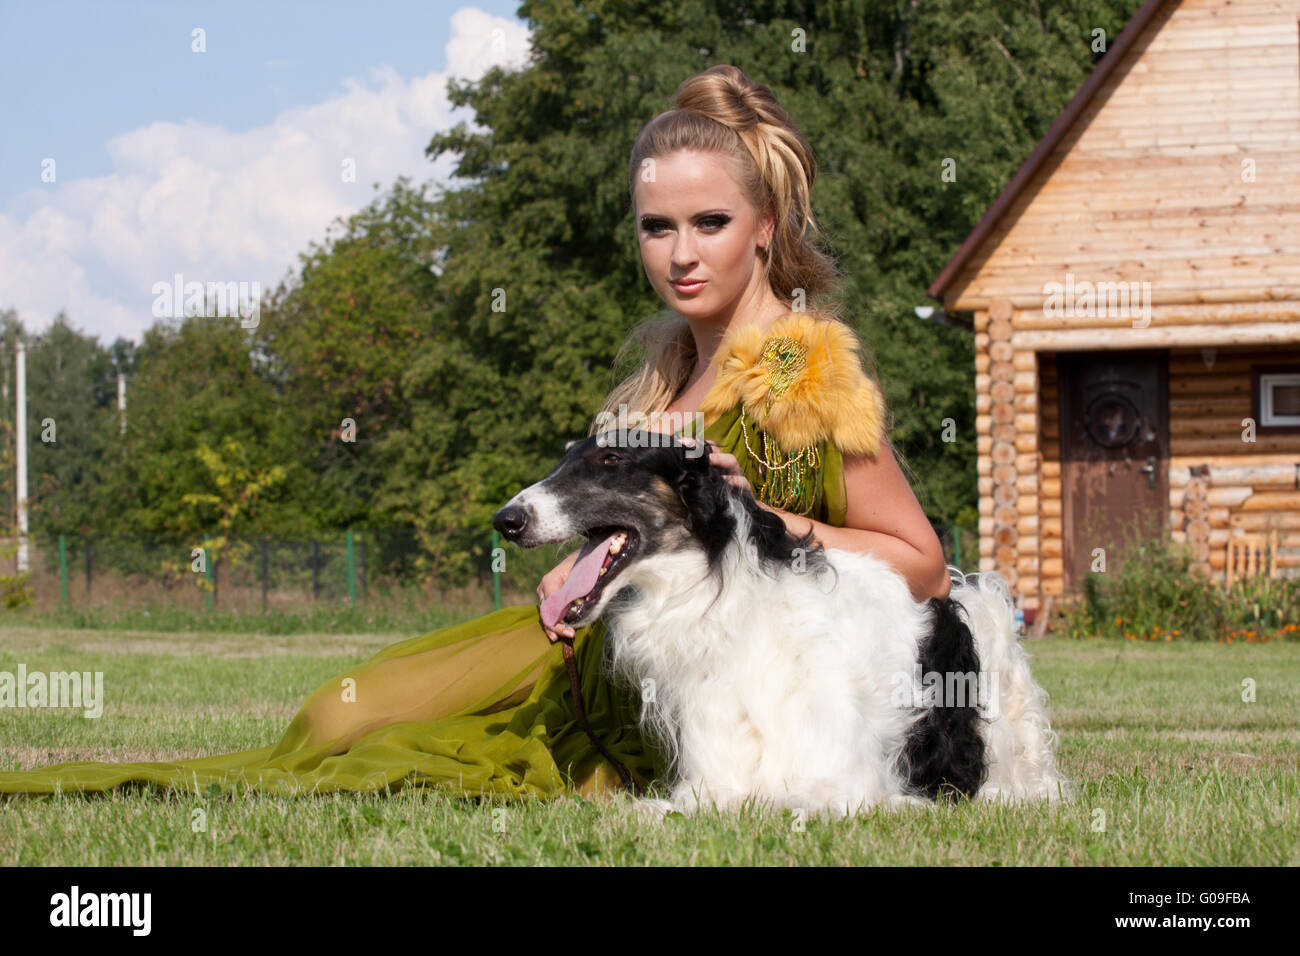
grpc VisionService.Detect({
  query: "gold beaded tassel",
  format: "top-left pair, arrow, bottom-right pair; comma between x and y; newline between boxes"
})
741,416 -> 820,516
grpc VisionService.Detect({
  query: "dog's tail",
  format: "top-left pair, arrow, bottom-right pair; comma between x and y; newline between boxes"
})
945,567 -> 1070,803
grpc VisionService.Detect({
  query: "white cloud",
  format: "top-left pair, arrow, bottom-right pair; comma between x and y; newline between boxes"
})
0,6 -> 532,344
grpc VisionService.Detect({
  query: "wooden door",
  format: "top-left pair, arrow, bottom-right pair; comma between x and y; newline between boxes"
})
1059,350 -> 1169,588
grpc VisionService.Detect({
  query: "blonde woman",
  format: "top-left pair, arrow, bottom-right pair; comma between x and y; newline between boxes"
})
0,65 -> 949,800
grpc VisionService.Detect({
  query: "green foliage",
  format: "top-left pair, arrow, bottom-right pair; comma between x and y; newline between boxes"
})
115,315 -> 309,539
0,538 -> 33,609
21,312 -> 122,537
254,179 -> 443,531
1220,573 -> 1300,638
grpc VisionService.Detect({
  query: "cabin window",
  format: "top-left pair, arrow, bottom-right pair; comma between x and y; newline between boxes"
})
1252,367 -> 1300,430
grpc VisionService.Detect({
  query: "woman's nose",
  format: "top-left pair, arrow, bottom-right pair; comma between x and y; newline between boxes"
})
671,234 -> 698,268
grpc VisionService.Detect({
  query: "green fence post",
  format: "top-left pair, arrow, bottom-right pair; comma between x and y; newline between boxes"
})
58,534 -> 68,606
491,529 -> 501,611
346,530 -> 356,604
311,540 -> 320,601
260,535 -> 268,613
203,537 -> 213,611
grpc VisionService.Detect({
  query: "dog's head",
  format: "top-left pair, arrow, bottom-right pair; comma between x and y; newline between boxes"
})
492,430 -> 815,630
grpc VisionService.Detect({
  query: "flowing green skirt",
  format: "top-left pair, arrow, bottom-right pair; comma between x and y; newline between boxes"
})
0,408 -> 846,801
0,609 -> 655,800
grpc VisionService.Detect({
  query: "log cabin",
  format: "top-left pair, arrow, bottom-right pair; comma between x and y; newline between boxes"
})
928,0 -> 1300,623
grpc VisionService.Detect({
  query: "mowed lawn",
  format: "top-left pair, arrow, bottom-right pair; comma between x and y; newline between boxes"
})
0,626 -> 1297,866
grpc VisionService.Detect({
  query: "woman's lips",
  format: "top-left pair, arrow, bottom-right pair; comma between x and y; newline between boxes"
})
670,278 -> 707,294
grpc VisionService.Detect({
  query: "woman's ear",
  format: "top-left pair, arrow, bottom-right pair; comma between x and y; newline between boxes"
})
758,205 -> 776,251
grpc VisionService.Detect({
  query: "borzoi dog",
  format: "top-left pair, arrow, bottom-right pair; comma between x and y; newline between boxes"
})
493,431 -> 1065,817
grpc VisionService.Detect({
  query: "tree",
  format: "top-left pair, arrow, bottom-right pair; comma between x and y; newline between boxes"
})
23,312 -> 119,538
253,179 -> 444,531
114,314 -> 308,539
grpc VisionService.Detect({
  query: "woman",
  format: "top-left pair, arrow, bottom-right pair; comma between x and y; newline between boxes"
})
0,65 -> 949,800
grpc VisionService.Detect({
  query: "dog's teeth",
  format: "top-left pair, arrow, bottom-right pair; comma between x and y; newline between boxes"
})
599,567 -> 607,576
609,532 -> 627,555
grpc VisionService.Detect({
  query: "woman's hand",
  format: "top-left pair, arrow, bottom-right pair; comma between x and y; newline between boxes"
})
537,549 -> 580,643
702,440 -> 754,496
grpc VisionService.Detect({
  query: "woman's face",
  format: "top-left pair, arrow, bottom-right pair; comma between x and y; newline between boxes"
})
633,149 -> 774,323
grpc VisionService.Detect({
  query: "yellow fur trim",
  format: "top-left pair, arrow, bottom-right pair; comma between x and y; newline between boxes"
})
698,312 -> 886,457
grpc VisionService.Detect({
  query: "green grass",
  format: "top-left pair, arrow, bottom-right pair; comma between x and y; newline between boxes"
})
1,628 -> 1297,865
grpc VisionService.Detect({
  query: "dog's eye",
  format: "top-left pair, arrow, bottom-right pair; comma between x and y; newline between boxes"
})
598,452 -> 625,466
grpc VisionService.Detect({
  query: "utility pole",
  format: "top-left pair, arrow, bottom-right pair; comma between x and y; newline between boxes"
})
15,338 -> 28,572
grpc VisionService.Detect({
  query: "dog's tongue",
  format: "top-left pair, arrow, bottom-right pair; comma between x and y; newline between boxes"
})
540,532 -> 618,630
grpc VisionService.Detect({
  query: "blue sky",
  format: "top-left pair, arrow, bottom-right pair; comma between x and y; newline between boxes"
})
0,0 -> 530,343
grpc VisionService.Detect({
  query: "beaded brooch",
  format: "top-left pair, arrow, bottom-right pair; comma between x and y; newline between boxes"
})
699,312 -> 887,515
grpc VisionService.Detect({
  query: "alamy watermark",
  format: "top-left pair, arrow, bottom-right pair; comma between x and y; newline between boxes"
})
50,886 -> 150,935
151,273 -> 261,327
0,665 -> 104,718
890,668 -> 1000,719
594,405 -> 707,457
1042,272 -> 1152,328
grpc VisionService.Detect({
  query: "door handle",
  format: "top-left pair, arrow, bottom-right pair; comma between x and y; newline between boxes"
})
1139,456 -> 1157,490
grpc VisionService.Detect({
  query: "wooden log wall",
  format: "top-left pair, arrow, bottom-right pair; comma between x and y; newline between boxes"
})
1168,347 -> 1300,580
975,300 -> 1043,610
1039,353 -> 1063,599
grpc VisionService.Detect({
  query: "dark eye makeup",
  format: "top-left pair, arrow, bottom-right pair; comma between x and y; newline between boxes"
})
639,214 -> 731,233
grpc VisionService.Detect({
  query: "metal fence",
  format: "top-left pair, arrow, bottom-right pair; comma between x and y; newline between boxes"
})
6,528 -> 563,613
4,520 -> 979,614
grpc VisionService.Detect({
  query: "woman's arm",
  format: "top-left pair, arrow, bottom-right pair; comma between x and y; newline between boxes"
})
712,440 -> 951,603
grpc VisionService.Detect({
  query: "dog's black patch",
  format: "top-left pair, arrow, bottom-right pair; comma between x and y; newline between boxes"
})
899,596 -> 988,801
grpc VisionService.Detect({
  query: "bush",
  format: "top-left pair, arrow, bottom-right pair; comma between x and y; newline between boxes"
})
1054,522 -> 1298,642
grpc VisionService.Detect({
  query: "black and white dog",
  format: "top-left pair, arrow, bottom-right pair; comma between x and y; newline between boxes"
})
493,431 -> 1065,817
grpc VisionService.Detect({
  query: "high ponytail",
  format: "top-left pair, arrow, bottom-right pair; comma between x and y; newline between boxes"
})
592,65 -> 848,435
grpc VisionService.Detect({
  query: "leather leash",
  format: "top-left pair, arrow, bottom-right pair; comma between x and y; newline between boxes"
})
557,634 -> 642,796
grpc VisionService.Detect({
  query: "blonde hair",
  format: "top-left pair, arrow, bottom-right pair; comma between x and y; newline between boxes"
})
590,65 -> 849,434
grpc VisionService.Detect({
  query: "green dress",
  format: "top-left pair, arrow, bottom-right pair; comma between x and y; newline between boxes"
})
0,406 -> 850,801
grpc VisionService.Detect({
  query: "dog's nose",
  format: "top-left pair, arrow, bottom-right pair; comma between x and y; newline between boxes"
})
492,504 -> 529,541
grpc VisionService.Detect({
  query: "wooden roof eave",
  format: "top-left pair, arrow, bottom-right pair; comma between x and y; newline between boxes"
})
925,0 -> 1173,308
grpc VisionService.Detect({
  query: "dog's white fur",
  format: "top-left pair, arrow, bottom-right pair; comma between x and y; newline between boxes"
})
592,495 -> 1068,818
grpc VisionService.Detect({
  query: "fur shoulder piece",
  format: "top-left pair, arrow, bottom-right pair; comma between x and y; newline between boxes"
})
698,312 -> 887,457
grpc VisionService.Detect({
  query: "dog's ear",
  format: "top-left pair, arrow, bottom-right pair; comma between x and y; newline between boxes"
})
564,438 -> 580,453
672,448 -> 725,506
672,451 -> 737,561
674,444 -> 820,569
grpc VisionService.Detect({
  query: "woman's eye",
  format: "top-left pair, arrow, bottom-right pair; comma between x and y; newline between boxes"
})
640,216 -> 729,234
